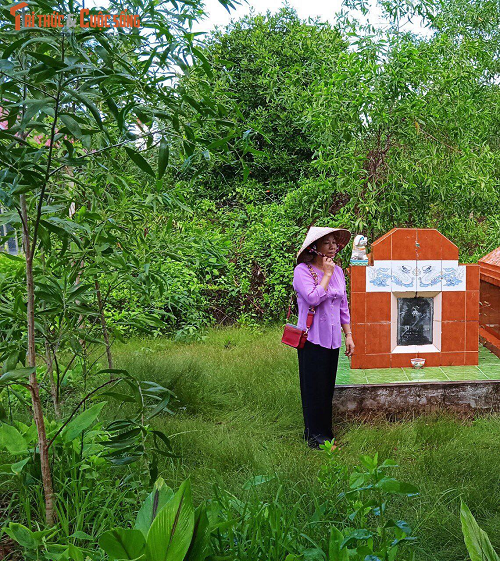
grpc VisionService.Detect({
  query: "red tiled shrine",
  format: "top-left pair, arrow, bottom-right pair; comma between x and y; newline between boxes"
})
348,228 -> 479,369
479,247 -> 500,358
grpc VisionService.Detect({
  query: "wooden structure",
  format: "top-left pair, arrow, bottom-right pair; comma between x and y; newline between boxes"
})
479,247 -> 500,358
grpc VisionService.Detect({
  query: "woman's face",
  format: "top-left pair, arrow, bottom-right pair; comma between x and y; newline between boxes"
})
315,234 -> 339,258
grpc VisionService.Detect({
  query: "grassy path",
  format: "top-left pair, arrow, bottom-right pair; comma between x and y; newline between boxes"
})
113,326 -> 500,561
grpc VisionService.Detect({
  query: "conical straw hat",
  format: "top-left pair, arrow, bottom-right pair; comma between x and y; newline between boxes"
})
296,227 -> 351,264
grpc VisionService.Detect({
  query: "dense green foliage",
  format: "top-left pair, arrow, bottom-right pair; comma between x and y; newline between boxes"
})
161,0 -> 500,327
4,0 -> 499,332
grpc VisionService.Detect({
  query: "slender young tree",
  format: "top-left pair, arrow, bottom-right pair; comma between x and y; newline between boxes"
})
0,0 -> 239,525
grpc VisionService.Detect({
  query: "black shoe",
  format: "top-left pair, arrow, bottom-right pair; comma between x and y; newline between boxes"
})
306,438 -> 321,450
306,434 -> 334,450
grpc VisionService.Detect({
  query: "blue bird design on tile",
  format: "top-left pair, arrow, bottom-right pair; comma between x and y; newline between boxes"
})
369,267 -> 391,287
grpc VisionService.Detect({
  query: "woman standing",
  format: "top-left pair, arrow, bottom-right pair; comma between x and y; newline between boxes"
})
293,227 -> 355,450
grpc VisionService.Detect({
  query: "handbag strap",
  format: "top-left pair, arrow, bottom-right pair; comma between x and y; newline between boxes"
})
304,263 -> 319,333
305,263 -> 319,288
286,293 -> 294,320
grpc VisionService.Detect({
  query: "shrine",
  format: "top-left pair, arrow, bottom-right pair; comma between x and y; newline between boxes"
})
349,229 -> 480,369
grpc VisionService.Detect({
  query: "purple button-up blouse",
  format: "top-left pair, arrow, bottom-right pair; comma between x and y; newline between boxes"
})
292,262 -> 351,349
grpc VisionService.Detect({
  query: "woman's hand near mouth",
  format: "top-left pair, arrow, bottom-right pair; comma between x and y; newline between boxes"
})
322,256 -> 336,277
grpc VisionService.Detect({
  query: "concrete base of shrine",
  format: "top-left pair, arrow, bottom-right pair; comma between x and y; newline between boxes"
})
332,379 -> 500,418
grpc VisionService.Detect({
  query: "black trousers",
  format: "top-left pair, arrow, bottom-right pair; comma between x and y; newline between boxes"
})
297,340 -> 340,442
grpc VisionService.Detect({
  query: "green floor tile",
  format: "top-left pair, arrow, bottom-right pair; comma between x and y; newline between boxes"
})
479,362 -> 500,370
478,369 -> 500,380
404,371 -> 428,382
444,370 -> 489,381
476,345 -> 500,370
478,363 -> 500,372
478,351 -> 500,359
348,372 -> 368,385
336,373 -> 350,385
406,375 -> 442,383
478,355 -> 500,366
403,367 -> 449,381
338,352 -> 349,367
341,345 -> 500,385
403,367 -> 442,373
445,365 -> 483,376
365,369 -> 409,383
480,363 -> 500,370
413,379 -> 445,382
479,345 -> 499,356
367,378 -> 412,384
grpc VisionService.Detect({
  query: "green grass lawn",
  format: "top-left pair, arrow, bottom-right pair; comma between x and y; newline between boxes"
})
113,326 -> 500,561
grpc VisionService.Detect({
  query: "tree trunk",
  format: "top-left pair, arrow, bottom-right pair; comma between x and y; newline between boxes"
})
20,195 -> 55,527
40,253 -> 60,419
95,277 -> 113,371
45,341 -> 60,418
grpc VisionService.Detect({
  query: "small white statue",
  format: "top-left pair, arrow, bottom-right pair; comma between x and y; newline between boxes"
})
350,234 -> 368,264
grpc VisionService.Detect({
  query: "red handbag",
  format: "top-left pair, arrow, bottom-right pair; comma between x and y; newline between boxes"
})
281,264 -> 318,349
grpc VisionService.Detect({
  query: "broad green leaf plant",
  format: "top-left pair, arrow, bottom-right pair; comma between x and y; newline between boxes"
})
0,370 -> 175,535
6,478 -> 210,560
460,501 -> 500,561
